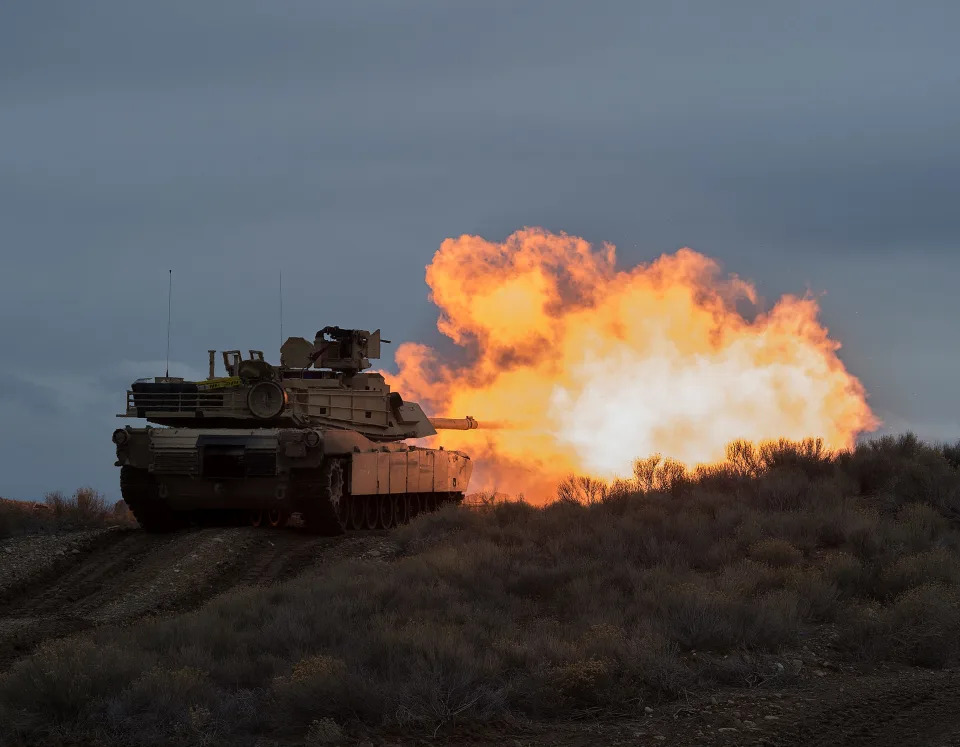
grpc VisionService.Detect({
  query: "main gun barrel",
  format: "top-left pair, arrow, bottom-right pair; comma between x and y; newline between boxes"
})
429,416 -> 479,430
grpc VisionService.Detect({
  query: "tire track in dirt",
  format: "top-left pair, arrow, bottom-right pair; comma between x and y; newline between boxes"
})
0,526 -> 385,672
761,670 -> 960,747
1,531 -> 171,618
196,529 -> 388,602
0,530 -> 170,670
0,528 -> 134,604
224,533 -> 340,589
439,669 -> 960,747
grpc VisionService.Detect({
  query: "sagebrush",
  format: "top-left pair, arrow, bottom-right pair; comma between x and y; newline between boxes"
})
0,488 -> 129,538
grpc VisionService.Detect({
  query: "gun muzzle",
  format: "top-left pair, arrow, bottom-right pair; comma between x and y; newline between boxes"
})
429,416 -> 479,430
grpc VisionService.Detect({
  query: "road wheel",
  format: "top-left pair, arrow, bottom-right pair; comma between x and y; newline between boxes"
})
250,510 -> 265,527
266,508 -> 288,528
396,494 -> 411,525
363,495 -> 379,530
379,495 -> 397,529
336,493 -> 349,528
348,495 -> 365,530
409,493 -> 422,519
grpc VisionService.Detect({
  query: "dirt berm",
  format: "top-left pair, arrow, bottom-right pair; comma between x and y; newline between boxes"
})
0,525 -> 388,673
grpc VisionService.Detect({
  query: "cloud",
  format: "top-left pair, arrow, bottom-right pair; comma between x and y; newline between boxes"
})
0,375 -> 59,415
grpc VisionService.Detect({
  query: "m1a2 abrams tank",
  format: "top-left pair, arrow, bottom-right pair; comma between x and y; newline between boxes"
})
113,326 -> 479,534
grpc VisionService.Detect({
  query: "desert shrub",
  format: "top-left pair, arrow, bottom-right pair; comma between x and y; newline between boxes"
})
700,537 -> 739,571
754,469 -> 815,511
726,440 -> 762,478
758,438 -> 833,478
840,434 -> 960,519
734,513 -> 764,550
755,510 -> 822,554
0,490 -> 129,539
783,568 -> 841,622
0,499 -> 49,537
556,474 -> 607,504
749,538 -> 803,567
632,455 -> 688,495
606,478 -> 636,500
745,589 -> 802,648
43,488 -> 110,526
272,653 -> 376,727
821,552 -> 868,596
877,548 -> 960,598
717,559 -> 783,597
882,584 -> 960,667
655,583 -> 739,650
628,633 -> 694,696
100,665 -> 222,742
839,506 -> 884,559
545,657 -> 610,704
392,501 -> 484,553
834,600 -> 887,659
305,718 -> 345,746
633,454 -> 664,491
942,441 -> 960,470
490,498 -> 537,528
691,462 -> 747,495
885,502 -> 949,552
471,491 -> 498,507
839,585 -> 960,667
0,639 -> 148,736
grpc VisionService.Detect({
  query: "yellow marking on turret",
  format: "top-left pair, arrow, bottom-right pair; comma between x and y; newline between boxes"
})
196,376 -> 242,391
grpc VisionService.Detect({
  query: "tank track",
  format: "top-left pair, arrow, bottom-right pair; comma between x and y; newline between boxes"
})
120,460 -> 464,535
120,466 -> 185,533
295,457 -> 464,534
294,459 -> 345,535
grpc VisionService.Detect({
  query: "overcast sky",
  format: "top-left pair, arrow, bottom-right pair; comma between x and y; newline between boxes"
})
2,1 -> 958,500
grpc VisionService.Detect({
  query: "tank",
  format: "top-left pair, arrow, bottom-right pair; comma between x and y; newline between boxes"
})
113,326 -> 479,534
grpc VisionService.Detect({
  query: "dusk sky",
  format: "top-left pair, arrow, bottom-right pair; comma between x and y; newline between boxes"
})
2,1 -> 959,500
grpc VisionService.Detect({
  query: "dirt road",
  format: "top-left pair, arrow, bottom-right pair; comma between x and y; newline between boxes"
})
438,668 -> 960,747
0,525 -> 384,672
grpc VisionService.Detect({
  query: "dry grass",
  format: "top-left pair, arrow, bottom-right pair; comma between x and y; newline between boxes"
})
0,498 -> 49,537
2,433 -> 960,745
0,488 -> 130,538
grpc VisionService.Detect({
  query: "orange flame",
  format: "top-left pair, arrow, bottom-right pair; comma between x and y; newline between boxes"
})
388,228 -> 878,499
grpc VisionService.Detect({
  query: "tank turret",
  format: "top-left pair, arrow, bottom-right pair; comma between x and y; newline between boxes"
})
123,327 -> 477,440
114,326 -> 479,536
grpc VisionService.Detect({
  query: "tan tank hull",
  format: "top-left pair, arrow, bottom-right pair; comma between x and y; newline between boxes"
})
115,426 -> 471,533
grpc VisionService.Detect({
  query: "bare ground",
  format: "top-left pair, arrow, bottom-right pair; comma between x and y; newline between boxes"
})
0,525 -> 388,674
430,668 -> 960,746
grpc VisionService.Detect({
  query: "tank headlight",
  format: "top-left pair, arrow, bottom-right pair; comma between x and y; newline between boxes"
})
304,431 -> 320,448
112,429 -> 129,446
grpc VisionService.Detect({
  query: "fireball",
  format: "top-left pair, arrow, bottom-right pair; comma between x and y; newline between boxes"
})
387,228 -> 877,499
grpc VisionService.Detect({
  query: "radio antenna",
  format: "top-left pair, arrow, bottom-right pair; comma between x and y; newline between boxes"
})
279,268 -> 284,355
165,269 -> 172,378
